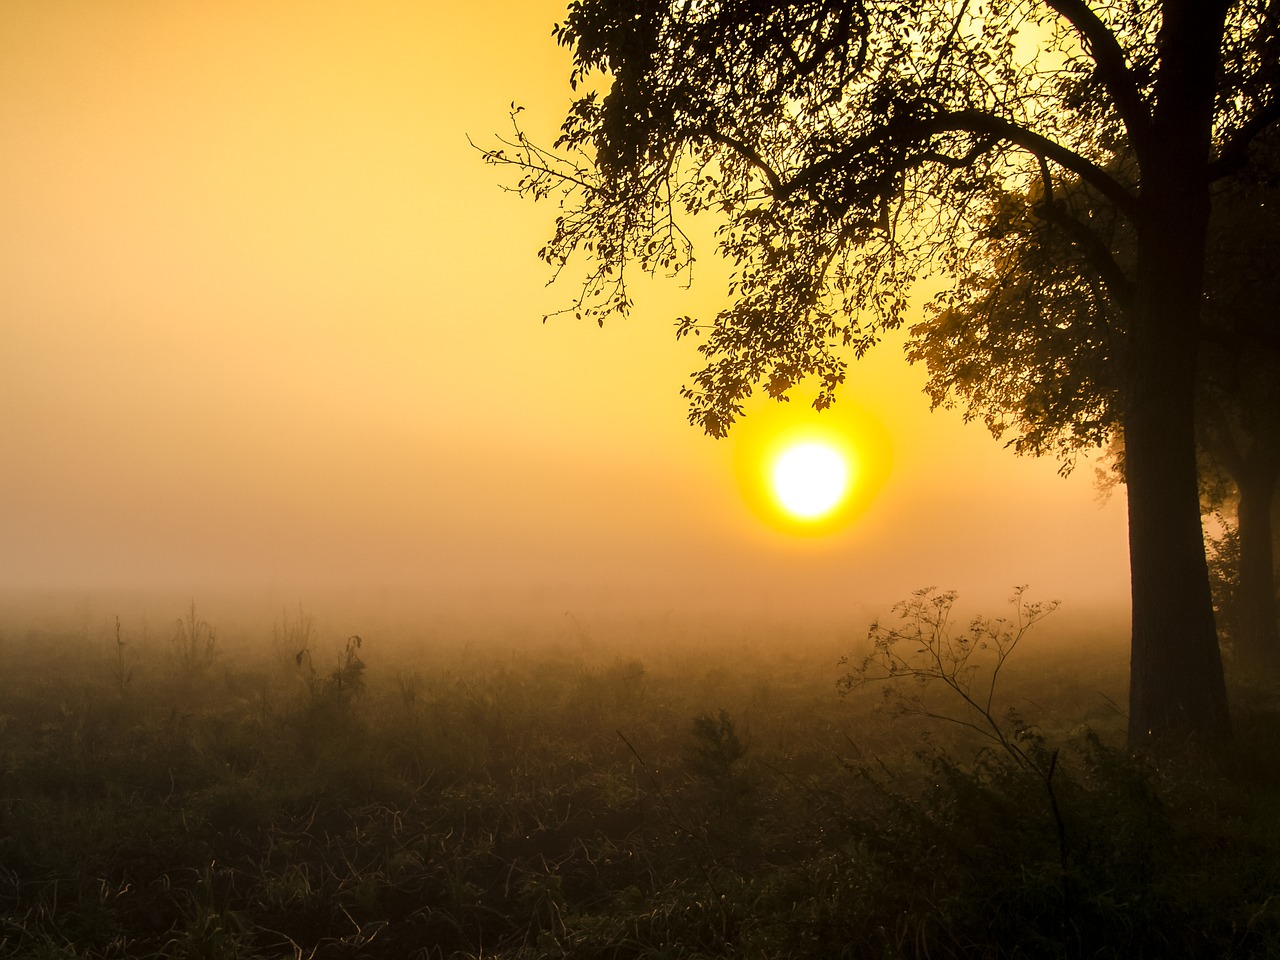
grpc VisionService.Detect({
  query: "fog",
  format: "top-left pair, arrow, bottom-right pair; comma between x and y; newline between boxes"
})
1,0 -> 1132,648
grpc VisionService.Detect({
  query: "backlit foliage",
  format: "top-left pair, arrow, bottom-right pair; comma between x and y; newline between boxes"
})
483,0 -> 1278,438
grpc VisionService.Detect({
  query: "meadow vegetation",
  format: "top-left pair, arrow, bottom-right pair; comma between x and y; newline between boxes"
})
1,596 -> 1278,958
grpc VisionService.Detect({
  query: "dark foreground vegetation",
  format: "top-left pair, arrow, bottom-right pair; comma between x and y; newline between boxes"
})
2,597 -> 1279,959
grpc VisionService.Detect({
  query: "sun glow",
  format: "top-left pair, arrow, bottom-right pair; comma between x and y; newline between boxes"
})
731,399 -> 892,537
771,442 -> 851,519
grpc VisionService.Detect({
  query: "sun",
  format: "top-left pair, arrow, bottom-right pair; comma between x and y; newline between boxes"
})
729,399 -> 892,536
771,441 -> 851,519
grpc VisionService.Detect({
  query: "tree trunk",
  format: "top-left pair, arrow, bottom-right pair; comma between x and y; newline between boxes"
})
1234,461 -> 1280,667
1125,288 -> 1231,744
1125,0 -> 1232,745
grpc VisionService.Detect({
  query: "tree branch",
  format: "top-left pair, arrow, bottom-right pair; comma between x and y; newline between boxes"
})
702,128 -> 784,195
948,110 -> 1139,217
1030,153 -> 1133,309
1209,96 -> 1280,181
779,109 -> 1139,221
1034,201 -> 1135,311
1040,0 -> 1153,157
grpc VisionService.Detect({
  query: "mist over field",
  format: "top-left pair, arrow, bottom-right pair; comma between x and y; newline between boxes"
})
0,571 -> 1132,676
0,572 -> 1209,960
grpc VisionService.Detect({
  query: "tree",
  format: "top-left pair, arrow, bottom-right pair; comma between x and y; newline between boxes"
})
909,128 -> 1280,667
1199,136 -> 1280,667
485,0 -> 1280,743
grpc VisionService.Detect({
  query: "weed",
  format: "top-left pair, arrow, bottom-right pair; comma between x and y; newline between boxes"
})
166,863 -> 254,960
839,586 -> 1060,758
835,587 -> 1280,958
272,604 -> 316,674
686,710 -> 747,784
171,603 -> 218,678
110,616 -> 133,696
331,634 -> 366,700
294,634 -> 366,709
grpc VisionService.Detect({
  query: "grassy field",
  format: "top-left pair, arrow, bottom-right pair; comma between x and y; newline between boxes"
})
1,596 -> 1278,959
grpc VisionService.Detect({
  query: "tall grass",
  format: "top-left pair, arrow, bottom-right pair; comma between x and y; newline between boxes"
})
0,597 -> 1275,958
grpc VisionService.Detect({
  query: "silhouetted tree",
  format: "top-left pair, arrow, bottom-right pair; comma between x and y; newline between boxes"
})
1198,139 -> 1280,667
909,130 -> 1280,667
486,0 -> 1280,743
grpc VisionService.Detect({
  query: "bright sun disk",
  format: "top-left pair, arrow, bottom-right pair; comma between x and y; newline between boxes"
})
771,441 -> 850,519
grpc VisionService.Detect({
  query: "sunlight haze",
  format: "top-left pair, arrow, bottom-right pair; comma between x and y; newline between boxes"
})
0,0 -> 1130,629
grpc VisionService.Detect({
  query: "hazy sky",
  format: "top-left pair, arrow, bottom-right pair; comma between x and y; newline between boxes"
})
1,1 -> 1131,625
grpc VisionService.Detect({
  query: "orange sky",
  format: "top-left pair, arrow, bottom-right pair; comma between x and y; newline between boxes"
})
0,0 -> 1131,627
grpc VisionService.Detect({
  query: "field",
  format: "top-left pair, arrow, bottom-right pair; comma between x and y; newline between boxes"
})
2,596 -> 1279,959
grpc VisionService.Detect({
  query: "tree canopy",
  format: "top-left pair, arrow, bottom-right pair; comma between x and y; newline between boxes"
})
486,0 -> 1280,742
909,129 -> 1280,663
909,130 -> 1280,472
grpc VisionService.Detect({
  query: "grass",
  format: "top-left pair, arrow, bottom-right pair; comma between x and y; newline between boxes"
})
0,598 -> 1277,959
